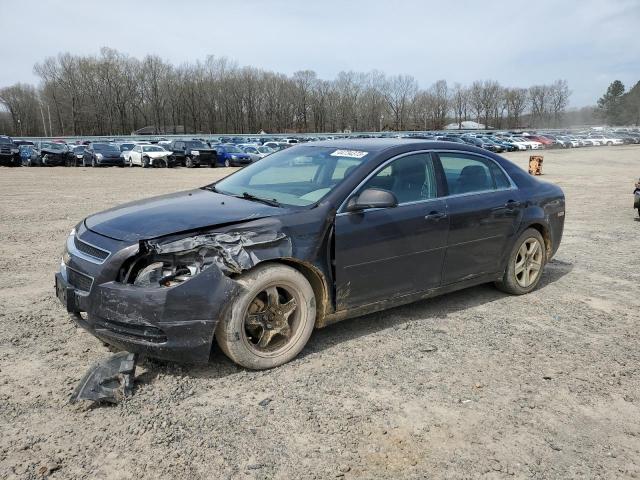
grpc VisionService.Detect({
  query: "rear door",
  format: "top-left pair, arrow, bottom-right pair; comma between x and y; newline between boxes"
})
334,152 -> 449,310
435,151 -> 523,284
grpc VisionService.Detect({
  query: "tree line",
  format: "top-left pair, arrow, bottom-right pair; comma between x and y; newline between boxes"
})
597,80 -> 640,126
0,48 -> 572,137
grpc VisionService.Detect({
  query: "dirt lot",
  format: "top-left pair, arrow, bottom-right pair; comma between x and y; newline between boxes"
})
1,146 -> 639,479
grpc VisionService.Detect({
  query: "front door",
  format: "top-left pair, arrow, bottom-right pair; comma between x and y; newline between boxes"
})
334,152 -> 449,310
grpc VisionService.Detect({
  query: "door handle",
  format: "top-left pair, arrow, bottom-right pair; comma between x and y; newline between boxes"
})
425,211 -> 447,221
504,200 -> 521,209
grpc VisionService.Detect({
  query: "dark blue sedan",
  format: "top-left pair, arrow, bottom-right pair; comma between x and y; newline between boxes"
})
211,144 -> 252,167
56,139 -> 565,370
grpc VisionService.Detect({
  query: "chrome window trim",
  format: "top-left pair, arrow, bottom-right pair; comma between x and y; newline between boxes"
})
67,233 -> 111,265
336,149 -> 517,215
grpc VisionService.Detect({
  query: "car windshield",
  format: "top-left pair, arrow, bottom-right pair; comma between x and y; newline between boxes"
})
224,145 -> 243,153
93,143 -> 120,153
0,137 -> 11,144
120,143 -> 135,151
258,146 -> 273,153
143,146 -> 165,152
42,142 -> 66,151
213,145 -> 370,207
73,146 -> 85,153
186,141 -> 207,149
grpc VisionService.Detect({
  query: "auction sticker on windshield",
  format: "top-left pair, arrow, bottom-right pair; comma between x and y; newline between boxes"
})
330,149 -> 368,159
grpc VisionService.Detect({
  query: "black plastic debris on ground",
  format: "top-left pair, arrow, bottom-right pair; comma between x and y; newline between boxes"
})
70,351 -> 138,404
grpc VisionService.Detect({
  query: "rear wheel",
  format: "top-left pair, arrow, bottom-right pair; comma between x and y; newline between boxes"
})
495,228 -> 546,295
215,264 -> 316,370
91,157 -> 96,167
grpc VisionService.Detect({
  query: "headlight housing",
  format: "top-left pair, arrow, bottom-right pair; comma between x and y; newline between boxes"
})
95,153 -> 104,160
129,248 -> 216,288
190,150 -> 200,156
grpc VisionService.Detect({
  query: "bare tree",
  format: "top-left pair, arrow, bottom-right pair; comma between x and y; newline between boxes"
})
383,75 -> 418,130
550,79 -> 571,127
0,48 -> 574,136
504,88 -> 529,128
451,83 -> 469,129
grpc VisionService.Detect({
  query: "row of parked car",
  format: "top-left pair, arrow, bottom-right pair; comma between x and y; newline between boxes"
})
1,129 -> 637,167
398,130 -> 640,153
0,138 -> 290,168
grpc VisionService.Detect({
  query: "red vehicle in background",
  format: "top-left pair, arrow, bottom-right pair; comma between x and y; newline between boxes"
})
523,134 -> 553,147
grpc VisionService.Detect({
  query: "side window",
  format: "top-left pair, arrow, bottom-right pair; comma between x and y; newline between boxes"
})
134,146 -> 141,152
438,153 -> 512,195
361,153 -> 437,204
489,162 -> 511,189
331,158 -> 362,183
175,142 -> 183,150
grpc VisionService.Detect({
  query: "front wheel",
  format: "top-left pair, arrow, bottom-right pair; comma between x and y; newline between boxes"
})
215,264 -> 316,370
495,228 -> 546,295
185,156 -> 194,168
142,157 -> 150,168
224,159 -> 231,167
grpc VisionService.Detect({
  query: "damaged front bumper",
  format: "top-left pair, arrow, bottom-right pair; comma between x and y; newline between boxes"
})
55,218 -> 294,364
56,243 -> 242,363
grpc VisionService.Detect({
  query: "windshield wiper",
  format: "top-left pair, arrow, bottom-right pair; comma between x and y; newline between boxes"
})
239,192 -> 281,207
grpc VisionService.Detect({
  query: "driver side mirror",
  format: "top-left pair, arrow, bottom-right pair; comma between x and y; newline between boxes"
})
346,188 -> 398,212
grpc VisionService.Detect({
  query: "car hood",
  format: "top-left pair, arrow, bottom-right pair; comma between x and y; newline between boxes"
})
145,151 -> 170,158
85,188 -> 284,242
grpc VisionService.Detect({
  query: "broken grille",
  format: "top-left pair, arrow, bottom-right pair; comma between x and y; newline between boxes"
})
74,236 -> 110,261
67,267 -> 94,292
93,317 -> 167,344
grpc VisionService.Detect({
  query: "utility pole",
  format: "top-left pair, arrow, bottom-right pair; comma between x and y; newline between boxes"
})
39,102 -> 48,137
47,104 -> 53,137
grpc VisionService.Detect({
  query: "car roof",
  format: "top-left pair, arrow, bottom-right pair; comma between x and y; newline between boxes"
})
300,138 -> 503,156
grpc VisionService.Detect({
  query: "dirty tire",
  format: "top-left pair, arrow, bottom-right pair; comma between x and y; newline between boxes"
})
215,264 -> 316,370
495,228 -> 546,295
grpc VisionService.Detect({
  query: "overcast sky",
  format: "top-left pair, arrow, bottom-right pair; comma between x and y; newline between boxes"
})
2,0 -> 639,107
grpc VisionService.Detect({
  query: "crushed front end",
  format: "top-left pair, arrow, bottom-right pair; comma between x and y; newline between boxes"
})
55,223 -> 243,363
55,218 -> 294,363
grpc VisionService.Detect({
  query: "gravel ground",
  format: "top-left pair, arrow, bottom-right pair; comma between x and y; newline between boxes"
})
1,146 -> 639,479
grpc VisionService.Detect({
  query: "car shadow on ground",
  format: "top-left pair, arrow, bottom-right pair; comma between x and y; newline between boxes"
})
300,257 -> 574,358
166,258 -> 574,381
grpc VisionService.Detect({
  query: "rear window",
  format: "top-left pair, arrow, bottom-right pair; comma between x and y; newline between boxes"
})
93,143 -> 120,153
438,153 -> 511,195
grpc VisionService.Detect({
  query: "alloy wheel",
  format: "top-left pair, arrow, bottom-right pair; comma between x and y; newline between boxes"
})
243,285 -> 300,354
514,238 -> 543,288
